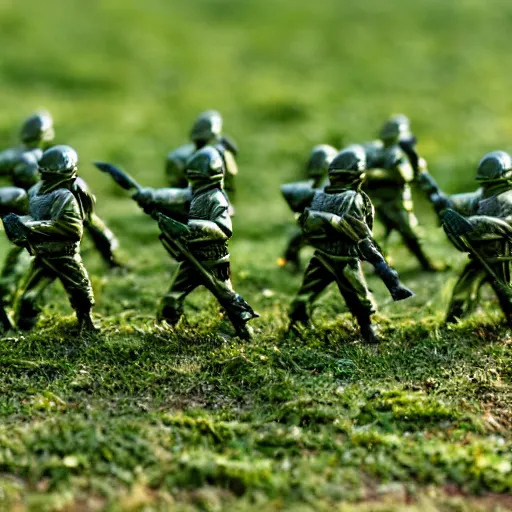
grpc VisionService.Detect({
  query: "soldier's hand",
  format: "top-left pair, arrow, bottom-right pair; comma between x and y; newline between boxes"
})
2,213 -> 28,245
132,188 -> 154,208
432,193 -> 451,214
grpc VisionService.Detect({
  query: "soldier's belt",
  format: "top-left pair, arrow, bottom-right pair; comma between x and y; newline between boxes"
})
31,242 -> 79,256
312,240 -> 358,259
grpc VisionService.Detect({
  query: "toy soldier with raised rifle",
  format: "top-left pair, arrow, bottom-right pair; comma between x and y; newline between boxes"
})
98,146 -> 258,339
363,115 -> 439,271
288,145 -> 414,344
278,144 -> 337,272
166,110 -> 238,214
0,113 -> 123,307
419,150 -> 512,324
2,146 -> 96,332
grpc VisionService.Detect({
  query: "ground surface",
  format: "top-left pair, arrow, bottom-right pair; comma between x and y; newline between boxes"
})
1,0 -> 512,510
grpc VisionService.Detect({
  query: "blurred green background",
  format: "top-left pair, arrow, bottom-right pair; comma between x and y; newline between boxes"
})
2,0 -> 512,197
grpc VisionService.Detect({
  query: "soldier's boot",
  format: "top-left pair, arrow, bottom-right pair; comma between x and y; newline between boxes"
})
77,309 -> 98,333
17,297 -> 40,331
287,301 -> 310,335
231,320 -> 254,340
157,303 -> 184,327
405,237 -> 440,272
0,302 -> 14,334
356,315 -> 380,344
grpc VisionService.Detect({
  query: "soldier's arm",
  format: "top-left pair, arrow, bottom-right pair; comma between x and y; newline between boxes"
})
365,164 -> 411,186
222,150 -> 238,193
465,215 -> 512,239
72,177 -> 96,221
133,186 -> 191,217
449,190 -> 482,217
188,194 -> 232,243
21,194 -> 83,241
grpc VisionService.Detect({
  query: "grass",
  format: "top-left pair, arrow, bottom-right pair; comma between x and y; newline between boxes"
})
1,0 -> 512,509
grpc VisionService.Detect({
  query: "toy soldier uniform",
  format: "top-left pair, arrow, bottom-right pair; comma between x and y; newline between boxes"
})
166,110 -> 238,214
0,112 -> 123,275
279,144 -> 337,271
2,146 -> 96,332
363,116 -> 437,271
425,151 -> 512,323
137,146 -> 257,339
289,145 -> 413,344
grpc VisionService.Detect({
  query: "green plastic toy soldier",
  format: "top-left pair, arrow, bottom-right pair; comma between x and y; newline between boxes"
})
278,144 -> 337,271
0,112 -> 123,273
363,115 -> 438,271
166,110 -> 238,213
2,146 -> 96,332
288,145 -> 414,343
137,146 -> 257,339
0,185 -> 29,332
421,151 -> 512,324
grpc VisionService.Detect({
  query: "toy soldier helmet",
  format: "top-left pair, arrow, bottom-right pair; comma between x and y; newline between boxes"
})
20,111 -> 55,144
190,110 -> 223,143
329,145 -> 366,173
306,144 -> 338,177
39,145 -> 78,174
379,115 -> 410,143
476,151 -> 512,182
185,146 -> 224,184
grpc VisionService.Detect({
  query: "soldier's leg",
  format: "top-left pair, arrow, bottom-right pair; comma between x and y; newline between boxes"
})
488,263 -> 512,325
379,203 -> 437,271
17,258 -> 56,331
374,205 -> 395,258
159,262 -> 199,325
44,254 -> 96,331
0,246 -> 32,306
205,263 -> 258,339
446,260 -> 487,323
333,260 -> 379,343
289,255 -> 334,327
85,213 -> 123,268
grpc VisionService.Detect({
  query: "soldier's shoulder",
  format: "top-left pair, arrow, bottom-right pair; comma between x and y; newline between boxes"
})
220,135 -> 238,155
72,176 -> 91,195
209,187 -> 229,203
28,181 -> 43,197
0,147 -> 22,166
24,147 -> 43,162
167,144 -> 195,165
496,189 -> 512,204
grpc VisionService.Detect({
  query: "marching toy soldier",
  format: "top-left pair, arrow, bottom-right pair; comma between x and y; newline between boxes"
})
363,115 -> 438,271
421,150 -> 512,324
278,144 -> 337,271
0,112 -> 123,277
288,145 -> 414,344
166,110 -> 238,212
136,146 -> 257,339
2,146 -> 96,332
